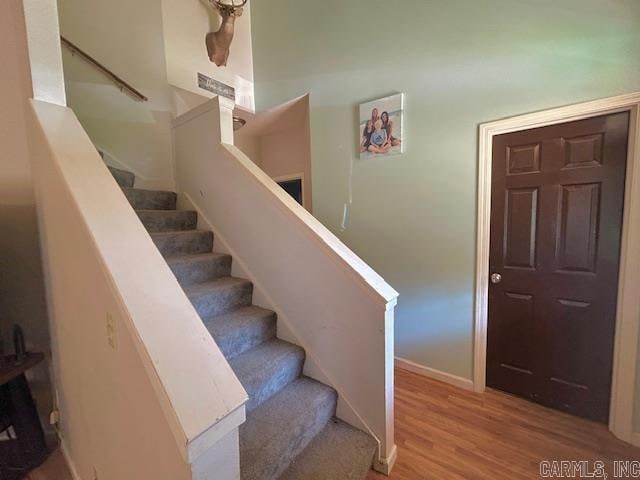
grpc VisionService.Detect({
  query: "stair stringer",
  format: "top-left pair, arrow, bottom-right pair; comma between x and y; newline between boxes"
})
178,191 -> 395,473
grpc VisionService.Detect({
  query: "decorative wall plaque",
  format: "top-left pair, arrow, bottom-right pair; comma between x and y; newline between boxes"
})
198,73 -> 236,101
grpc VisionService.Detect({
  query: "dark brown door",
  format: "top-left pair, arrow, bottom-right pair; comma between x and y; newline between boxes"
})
487,112 -> 629,422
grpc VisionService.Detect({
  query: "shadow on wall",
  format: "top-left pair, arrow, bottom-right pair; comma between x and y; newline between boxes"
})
0,204 -> 54,443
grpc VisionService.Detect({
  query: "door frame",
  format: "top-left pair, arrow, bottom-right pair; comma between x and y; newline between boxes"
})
273,173 -> 306,208
474,92 -> 640,444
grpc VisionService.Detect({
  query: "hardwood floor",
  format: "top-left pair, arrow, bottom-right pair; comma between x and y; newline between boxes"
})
22,368 -> 640,479
368,368 -> 640,480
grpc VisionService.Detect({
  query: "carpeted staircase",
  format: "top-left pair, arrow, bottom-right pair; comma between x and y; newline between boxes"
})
108,166 -> 377,480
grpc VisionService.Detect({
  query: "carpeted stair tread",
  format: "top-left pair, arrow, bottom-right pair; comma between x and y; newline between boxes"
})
230,339 -> 304,412
203,306 -> 276,359
137,209 -> 198,233
123,187 -> 177,210
150,230 -> 213,256
106,166 -> 379,480
278,418 -> 377,480
108,166 -> 135,188
166,252 -> 232,286
185,276 -> 253,317
240,377 -> 337,480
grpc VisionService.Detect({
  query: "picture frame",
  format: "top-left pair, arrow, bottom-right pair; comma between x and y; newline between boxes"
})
359,93 -> 404,159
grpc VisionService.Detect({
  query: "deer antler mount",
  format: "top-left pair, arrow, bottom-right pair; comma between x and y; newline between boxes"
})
205,0 -> 248,67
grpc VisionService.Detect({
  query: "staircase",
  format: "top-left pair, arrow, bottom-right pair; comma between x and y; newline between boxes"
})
108,166 -> 377,480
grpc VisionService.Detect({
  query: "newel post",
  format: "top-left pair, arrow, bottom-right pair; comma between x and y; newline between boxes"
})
217,96 -> 235,145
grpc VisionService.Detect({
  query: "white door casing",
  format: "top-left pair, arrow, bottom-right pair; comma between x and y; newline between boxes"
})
474,92 -> 640,445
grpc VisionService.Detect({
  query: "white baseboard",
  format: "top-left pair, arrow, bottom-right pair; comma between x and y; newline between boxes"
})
60,440 -> 81,480
395,357 -> 474,391
373,443 -> 397,475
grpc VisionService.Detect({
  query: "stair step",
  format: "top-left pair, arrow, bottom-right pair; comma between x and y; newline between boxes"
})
167,252 -> 232,287
230,339 -> 304,412
204,306 -> 276,359
185,277 -> 253,318
108,166 -> 134,188
151,230 -> 213,257
137,210 -> 197,233
240,377 -> 337,480
278,419 -> 377,480
123,188 -> 177,210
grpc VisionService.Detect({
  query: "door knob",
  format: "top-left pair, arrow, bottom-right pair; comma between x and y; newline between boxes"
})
490,273 -> 502,284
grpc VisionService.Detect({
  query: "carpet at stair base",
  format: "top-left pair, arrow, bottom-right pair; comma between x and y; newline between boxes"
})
240,377 -> 337,480
107,165 -> 377,480
278,419 -> 378,480
230,339 -> 305,412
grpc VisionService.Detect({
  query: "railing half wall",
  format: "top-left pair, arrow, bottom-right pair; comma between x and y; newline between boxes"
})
172,97 -> 399,473
28,99 -> 247,479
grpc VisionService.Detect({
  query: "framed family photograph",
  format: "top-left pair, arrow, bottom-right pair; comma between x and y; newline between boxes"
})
359,93 -> 404,159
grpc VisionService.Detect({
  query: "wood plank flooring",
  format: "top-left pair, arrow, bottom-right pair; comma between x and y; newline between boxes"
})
368,368 -> 640,480
23,367 -> 640,479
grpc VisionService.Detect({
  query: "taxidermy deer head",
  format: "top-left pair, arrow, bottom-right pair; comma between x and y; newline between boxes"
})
205,0 -> 248,67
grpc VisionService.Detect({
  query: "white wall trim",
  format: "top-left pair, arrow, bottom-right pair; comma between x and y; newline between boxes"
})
373,443 -> 397,476
272,173 -> 306,208
474,92 -> 640,445
60,440 -> 82,480
395,357 -> 474,391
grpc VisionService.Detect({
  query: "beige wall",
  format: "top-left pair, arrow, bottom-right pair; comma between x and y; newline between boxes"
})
161,0 -> 255,110
0,0 -> 53,439
235,96 -> 312,210
30,145 -> 191,478
58,0 -> 176,190
1,0 -> 32,204
260,126 -> 312,210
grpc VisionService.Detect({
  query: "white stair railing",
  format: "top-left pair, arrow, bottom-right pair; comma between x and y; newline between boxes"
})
173,97 -> 399,474
28,99 -> 247,479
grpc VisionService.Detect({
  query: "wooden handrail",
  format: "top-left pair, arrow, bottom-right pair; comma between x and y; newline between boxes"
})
60,36 -> 148,102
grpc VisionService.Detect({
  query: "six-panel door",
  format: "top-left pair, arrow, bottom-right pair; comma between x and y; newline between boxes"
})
487,112 -> 629,422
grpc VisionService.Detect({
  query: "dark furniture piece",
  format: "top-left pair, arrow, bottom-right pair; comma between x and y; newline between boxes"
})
0,353 -> 47,480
